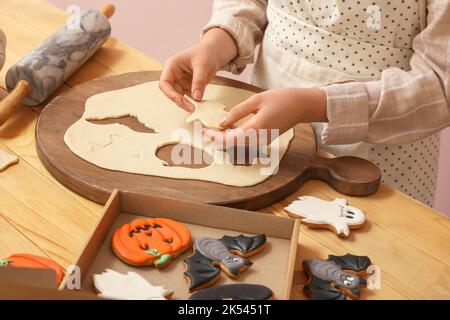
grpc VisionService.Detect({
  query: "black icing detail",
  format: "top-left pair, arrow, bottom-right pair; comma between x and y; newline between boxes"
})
304,276 -> 346,300
143,225 -> 151,231
184,250 -> 220,292
189,284 -> 273,300
220,234 -> 267,255
153,224 -> 162,228
327,253 -> 372,272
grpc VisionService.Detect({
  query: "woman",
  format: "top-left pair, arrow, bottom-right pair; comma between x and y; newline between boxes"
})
160,0 -> 450,206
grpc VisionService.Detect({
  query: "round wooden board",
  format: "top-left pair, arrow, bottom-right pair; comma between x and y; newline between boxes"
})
36,71 -> 381,210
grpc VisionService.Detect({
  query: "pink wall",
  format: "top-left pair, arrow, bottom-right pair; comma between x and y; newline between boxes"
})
436,128 -> 450,215
48,0 -> 449,215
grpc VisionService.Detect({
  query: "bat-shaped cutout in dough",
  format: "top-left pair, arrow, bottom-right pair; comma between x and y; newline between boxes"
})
285,196 -> 366,237
185,97 -> 229,129
302,253 -> 372,300
184,234 -> 267,292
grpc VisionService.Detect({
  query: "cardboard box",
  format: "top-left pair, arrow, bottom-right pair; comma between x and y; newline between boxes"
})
0,190 -> 300,300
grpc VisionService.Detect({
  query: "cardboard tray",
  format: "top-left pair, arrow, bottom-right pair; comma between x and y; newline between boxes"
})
0,190 -> 300,299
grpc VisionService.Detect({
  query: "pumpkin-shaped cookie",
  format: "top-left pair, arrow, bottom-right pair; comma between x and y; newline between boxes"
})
0,253 -> 65,286
112,218 -> 191,267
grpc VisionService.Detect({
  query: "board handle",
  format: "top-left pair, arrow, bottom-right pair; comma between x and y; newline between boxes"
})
307,156 -> 382,196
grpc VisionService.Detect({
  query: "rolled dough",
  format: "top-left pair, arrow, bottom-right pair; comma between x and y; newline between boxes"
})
0,149 -> 19,172
64,81 -> 294,187
186,97 -> 229,129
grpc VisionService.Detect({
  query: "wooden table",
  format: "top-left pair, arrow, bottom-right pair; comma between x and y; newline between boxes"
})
0,0 -> 449,300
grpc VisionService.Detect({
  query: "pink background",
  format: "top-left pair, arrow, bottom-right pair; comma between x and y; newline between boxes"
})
48,0 -> 450,215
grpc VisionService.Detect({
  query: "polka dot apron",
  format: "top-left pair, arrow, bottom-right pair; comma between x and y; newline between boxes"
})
250,0 -> 438,206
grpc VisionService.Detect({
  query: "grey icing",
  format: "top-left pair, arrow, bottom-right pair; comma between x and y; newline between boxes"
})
304,259 -> 365,295
194,238 -> 252,276
5,10 -> 111,106
0,29 -> 5,71
304,276 -> 346,300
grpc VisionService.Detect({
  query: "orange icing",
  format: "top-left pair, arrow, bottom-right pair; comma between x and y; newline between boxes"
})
112,218 -> 191,266
3,253 -> 65,285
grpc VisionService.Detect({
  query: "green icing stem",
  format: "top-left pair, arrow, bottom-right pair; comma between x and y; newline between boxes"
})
145,249 -> 160,257
0,260 -> 12,267
144,249 -> 171,266
155,254 -> 171,266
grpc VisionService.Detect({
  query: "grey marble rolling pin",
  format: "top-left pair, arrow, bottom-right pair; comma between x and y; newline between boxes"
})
0,3 -> 115,126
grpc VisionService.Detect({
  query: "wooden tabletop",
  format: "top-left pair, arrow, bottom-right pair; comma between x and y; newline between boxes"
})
0,0 -> 449,300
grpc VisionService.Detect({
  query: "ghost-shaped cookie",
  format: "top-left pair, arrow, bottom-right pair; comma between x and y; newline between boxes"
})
93,269 -> 173,300
285,196 -> 366,237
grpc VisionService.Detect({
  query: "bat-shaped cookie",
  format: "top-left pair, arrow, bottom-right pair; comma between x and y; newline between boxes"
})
184,234 -> 267,292
303,253 -> 372,300
189,284 -> 273,300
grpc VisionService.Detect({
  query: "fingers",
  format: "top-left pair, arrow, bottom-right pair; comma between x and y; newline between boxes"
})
220,96 -> 260,128
191,66 -> 208,100
160,62 -> 194,112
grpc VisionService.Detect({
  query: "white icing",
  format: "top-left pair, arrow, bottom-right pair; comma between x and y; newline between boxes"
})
285,196 -> 366,236
93,269 -> 173,300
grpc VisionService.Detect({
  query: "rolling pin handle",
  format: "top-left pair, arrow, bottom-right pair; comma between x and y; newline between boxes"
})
0,80 -> 32,126
100,3 -> 116,19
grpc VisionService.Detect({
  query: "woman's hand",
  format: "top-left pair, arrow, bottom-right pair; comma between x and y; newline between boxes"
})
204,88 -> 328,147
160,28 -> 238,112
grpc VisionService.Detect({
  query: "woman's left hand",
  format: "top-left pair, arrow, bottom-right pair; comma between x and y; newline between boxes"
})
204,87 -> 328,147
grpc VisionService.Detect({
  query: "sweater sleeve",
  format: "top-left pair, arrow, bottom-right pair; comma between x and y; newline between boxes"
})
202,0 -> 268,74
322,0 -> 450,145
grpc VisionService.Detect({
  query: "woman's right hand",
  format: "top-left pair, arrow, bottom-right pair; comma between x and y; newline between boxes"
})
159,28 -> 238,112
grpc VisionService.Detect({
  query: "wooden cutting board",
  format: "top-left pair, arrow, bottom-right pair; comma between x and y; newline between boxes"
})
36,71 -> 381,210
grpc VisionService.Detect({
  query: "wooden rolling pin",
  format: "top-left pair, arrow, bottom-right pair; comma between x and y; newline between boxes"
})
0,3 -> 116,126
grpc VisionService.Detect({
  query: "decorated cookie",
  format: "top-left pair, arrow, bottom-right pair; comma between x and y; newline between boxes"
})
0,253 -> 65,286
220,234 -> 267,257
184,234 -> 267,292
285,196 -> 366,237
189,284 -> 273,300
184,250 -> 221,291
112,218 -> 191,268
303,253 -> 372,300
328,253 -> 372,276
195,238 -> 253,278
93,269 -> 173,300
